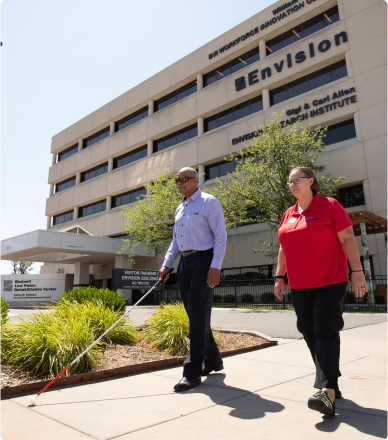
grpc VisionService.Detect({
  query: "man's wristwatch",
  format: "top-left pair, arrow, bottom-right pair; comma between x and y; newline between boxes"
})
274,275 -> 285,280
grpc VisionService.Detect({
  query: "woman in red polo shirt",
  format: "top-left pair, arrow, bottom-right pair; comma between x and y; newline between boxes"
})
275,166 -> 367,417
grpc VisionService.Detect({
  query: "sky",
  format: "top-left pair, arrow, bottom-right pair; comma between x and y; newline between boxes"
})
1,0 -> 275,274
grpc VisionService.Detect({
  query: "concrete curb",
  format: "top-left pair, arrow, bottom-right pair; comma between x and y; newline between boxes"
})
1,334 -> 277,399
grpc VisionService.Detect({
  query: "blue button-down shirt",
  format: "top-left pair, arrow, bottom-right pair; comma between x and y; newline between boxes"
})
163,189 -> 227,270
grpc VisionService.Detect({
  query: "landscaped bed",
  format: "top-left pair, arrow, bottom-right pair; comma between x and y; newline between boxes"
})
1,330 -> 271,390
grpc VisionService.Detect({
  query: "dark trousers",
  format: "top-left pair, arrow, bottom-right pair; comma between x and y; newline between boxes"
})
292,282 -> 347,390
178,248 -> 222,380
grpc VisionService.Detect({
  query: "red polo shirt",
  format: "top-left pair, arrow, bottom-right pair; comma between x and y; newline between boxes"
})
278,194 -> 352,289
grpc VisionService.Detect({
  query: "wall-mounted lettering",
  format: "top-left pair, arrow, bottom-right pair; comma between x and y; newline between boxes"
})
234,32 -> 347,91
209,28 -> 259,60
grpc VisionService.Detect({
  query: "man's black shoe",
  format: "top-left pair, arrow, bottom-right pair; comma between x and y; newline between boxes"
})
174,377 -> 201,391
201,362 -> 224,376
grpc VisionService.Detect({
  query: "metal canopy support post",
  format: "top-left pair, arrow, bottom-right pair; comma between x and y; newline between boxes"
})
360,222 -> 375,304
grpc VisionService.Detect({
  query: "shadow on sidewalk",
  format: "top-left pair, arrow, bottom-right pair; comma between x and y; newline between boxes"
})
202,373 -> 285,420
315,399 -> 387,438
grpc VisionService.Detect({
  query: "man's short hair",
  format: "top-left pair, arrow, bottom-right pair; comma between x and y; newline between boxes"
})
179,167 -> 198,179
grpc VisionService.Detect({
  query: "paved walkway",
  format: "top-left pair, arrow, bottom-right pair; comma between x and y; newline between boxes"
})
2,322 -> 387,439
8,307 -> 387,339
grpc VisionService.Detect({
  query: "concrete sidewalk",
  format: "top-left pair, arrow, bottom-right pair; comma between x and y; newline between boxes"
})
2,323 -> 387,440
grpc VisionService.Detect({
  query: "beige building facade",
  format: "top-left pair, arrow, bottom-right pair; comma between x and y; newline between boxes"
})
43,0 -> 387,286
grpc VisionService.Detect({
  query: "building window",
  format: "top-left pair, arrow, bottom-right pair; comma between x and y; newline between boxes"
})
79,200 -> 106,218
221,265 -> 274,280
113,146 -> 148,169
112,187 -> 147,208
111,234 -> 128,240
204,95 -> 263,133
204,46 -> 261,88
58,144 -> 78,162
322,119 -> 356,146
115,106 -> 148,132
154,81 -> 197,112
270,60 -> 347,106
55,177 -> 76,193
53,210 -> 74,225
153,123 -> 197,153
205,160 -> 236,180
83,127 -> 110,149
81,163 -> 108,182
266,6 -> 340,55
335,184 -> 365,208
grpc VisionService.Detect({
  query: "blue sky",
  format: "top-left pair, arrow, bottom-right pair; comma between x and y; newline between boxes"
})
1,0 -> 274,274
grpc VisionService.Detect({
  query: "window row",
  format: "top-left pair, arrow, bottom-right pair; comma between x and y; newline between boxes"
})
79,200 -> 107,218
204,46 -> 261,88
83,127 -> 110,149
53,210 -> 74,225
154,81 -> 197,112
81,163 -> 108,182
205,96 -> 263,133
266,6 -> 339,55
112,187 -> 147,208
154,124 -> 198,153
58,144 -> 78,162
114,145 -> 148,169
55,177 -> 76,193
115,106 -> 148,133
221,265 -> 274,281
335,184 -> 365,208
270,60 -> 347,106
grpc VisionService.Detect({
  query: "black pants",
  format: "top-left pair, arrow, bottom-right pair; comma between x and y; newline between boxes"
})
178,248 -> 222,380
292,282 -> 347,390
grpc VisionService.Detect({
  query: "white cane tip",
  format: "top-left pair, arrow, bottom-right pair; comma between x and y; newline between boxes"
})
28,395 -> 37,406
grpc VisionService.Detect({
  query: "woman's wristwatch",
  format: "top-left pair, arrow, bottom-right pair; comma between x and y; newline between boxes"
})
274,275 -> 285,280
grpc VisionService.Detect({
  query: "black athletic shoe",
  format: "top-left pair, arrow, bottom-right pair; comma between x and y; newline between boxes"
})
316,389 -> 342,399
308,391 -> 335,416
174,376 -> 201,391
201,362 -> 224,376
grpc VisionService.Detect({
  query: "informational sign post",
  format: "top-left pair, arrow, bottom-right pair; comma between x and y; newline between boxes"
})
112,269 -> 161,291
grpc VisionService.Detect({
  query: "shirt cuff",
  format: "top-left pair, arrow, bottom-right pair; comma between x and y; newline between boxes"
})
210,260 -> 223,270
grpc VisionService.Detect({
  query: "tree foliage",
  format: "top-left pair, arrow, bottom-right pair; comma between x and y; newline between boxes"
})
204,112 -> 345,259
120,171 -> 181,259
11,261 -> 33,274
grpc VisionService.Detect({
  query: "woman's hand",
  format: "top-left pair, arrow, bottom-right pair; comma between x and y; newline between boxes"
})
274,279 -> 285,300
351,271 -> 368,297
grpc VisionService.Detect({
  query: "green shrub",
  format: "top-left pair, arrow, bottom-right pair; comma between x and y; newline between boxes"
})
345,291 -> 355,304
1,300 -> 136,377
59,287 -> 126,312
1,297 -> 9,325
224,294 -> 236,303
241,294 -> 254,303
141,302 -> 191,354
213,294 -> 222,303
261,292 -> 276,303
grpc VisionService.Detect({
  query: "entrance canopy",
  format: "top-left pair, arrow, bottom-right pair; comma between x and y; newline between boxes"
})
348,210 -> 387,236
1,229 -> 154,265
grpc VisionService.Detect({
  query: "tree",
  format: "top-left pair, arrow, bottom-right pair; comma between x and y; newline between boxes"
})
204,112 -> 345,259
11,261 -> 34,274
120,171 -> 181,260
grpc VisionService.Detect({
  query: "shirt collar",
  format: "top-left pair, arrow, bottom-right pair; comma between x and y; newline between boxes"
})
182,188 -> 201,203
292,193 -> 320,214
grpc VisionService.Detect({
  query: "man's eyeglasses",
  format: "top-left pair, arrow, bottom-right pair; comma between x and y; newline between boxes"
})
287,176 -> 309,186
175,176 -> 196,184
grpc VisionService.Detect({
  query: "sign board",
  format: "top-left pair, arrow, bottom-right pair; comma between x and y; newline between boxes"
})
112,269 -> 160,290
1,274 -> 66,305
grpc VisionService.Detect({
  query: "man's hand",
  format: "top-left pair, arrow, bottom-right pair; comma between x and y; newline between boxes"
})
157,266 -> 170,283
207,268 -> 221,288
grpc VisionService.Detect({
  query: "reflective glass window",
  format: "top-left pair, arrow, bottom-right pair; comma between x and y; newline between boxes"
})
189,125 -> 198,138
55,177 -> 76,193
324,6 -> 340,25
322,125 -> 339,145
247,47 -> 260,65
154,80 -> 197,113
303,14 -> 325,37
204,71 -> 217,87
283,28 -> 300,47
177,128 -> 190,144
79,200 -> 106,217
165,133 -> 177,149
153,124 -> 197,153
308,66 -> 332,90
53,210 -> 74,225
266,34 -> 283,54
331,60 -> 347,81
81,163 -> 108,182
84,127 -> 110,149
207,165 -> 220,180
112,188 -> 147,208
177,88 -> 189,101
288,77 -> 309,99
270,84 -> 288,105
335,184 -> 365,208
154,139 -> 164,152
234,102 -> 251,120
218,109 -> 234,127
250,96 -> 263,113
164,94 -> 177,108
205,115 -> 218,131
219,161 -> 236,176
58,144 -> 78,162
338,120 -> 356,142
231,58 -> 247,73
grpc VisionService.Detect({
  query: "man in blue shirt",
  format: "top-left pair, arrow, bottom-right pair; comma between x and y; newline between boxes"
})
158,167 -> 227,391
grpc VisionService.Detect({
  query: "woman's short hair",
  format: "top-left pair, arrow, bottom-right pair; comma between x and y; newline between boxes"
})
290,166 -> 321,196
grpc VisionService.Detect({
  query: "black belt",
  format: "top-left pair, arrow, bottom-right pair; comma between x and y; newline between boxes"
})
181,250 -> 198,257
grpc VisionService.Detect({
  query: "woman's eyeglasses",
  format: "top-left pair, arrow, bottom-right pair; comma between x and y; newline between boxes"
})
287,176 -> 309,186
175,176 -> 196,184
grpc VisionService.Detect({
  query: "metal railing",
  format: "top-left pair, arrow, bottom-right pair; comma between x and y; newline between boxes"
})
141,275 -> 387,313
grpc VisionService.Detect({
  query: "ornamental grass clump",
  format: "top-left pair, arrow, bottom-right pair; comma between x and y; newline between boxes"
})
141,302 -> 191,355
1,300 -> 136,378
1,297 -> 9,325
58,287 -> 126,312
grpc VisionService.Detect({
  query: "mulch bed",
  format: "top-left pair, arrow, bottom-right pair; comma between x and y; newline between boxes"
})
1,331 -> 269,390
